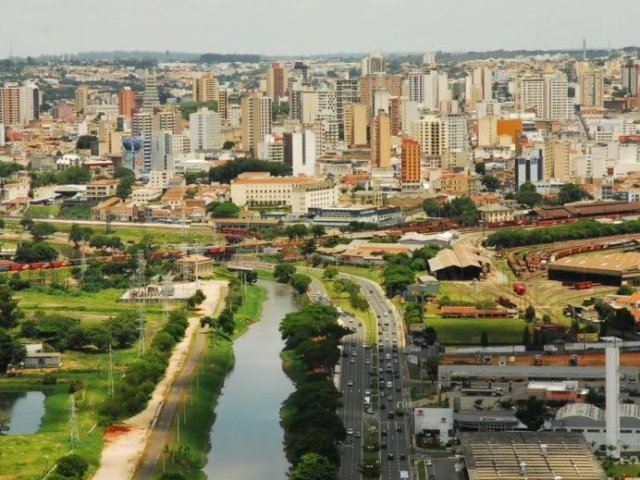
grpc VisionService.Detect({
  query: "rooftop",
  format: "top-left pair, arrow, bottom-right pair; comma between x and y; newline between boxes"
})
550,252 -> 640,274
460,431 -> 607,480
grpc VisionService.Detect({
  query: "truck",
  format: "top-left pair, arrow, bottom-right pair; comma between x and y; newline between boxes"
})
400,471 -> 409,480
513,282 -> 526,296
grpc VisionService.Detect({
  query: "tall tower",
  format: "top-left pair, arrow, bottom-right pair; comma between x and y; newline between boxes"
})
241,93 -> 272,157
401,138 -> 421,185
141,71 -> 160,112
75,85 -> 89,114
605,337 -> 621,459
582,38 -> 587,61
370,110 -> 391,168
118,86 -> 136,117
266,62 -> 288,100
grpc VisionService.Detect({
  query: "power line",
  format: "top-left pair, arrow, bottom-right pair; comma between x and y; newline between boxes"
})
135,252 -> 147,357
69,396 -> 79,448
108,343 -> 114,397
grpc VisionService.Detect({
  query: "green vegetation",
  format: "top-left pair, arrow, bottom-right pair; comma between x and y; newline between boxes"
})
423,196 -> 479,226
25,204 -> 61,218
179,100 -> 218,119
486,218 -> 640,248
206,201 -> 240,218
15,240 -> 59,262
208,158 -> 291,184
382,245 -> 440,295
279,304 -> 350,473
424,317 -> 524,344
31,166 -> 92,187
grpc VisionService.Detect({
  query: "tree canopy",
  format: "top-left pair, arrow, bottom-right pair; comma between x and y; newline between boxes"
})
208,159 -> 291,184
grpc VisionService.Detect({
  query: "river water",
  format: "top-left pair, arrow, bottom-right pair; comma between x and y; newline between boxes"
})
0,390 -> 46,434
202,280 -> 296,480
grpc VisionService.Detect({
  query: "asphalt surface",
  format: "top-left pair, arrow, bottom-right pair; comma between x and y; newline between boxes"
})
346,274 -> 411,480
134,328 -> 206,480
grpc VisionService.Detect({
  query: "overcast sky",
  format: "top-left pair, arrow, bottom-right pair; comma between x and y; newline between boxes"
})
3,0 -> 638,57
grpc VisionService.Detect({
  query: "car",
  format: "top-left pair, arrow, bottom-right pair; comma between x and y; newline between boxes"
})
399,453 -> 406,460
350,358 -> 356,364
351,341 -> 356,346
429,476 -> 436,480
387,395 -> 393,401
365,359 -> 370,364
396,426 -> 402,433
380,403 -> 386,410
365,389 -> 371,395
379,368 -> 383,373
386,381 -> 392,388
381,442 -> 387,449
347,428 -> 354,435
396,387 -> 401,392
355,431 -> 361,438
347,380 -> 354,386
426,457 -> 433,466
387,453 -> 394,460
388,412 -> 395,419
342,351 -> 349,357
381,430 -> 387,437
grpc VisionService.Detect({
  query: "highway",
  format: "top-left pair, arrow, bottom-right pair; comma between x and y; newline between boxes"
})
345,274 -> 411,480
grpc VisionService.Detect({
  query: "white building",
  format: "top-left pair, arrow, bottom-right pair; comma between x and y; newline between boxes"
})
289,130 -> 317,177
189,108 -> 222,152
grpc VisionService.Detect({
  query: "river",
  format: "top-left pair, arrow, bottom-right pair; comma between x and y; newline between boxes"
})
202,280 -> 296,480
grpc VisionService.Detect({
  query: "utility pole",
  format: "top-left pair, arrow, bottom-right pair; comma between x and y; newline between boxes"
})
135,252 -> 147,357
108,343 -> 114,397
69,396 -> 79,448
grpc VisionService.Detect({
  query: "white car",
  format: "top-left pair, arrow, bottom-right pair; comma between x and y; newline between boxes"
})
348,380 -> 354,386
347,428 -> 354,435
426,457 -> 433,466
365,389 -> 371,395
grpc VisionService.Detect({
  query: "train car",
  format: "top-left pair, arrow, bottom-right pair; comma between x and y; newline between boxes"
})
513,282 -> 526,295
574,281 -> 593,290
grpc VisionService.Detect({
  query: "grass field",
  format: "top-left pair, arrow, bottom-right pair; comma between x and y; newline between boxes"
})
0,282 -> 170,479
336,265 -> 383,283
424,316 -> 525,345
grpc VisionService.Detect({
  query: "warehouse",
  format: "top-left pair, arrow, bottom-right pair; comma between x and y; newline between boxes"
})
428,244 -> 490,280
460,432 -> 607,480
547,252 -> 640,286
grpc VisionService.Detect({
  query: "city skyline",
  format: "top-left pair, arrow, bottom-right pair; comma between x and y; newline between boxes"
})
2,0 -> 638,58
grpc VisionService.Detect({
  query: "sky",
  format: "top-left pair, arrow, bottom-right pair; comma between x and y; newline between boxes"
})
2,0 -> 638,58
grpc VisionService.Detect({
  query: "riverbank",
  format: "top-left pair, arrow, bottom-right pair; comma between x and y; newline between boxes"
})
157,282 -> 268,479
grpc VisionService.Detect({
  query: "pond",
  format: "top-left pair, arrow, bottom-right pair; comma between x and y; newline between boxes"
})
0,390 -> 46,435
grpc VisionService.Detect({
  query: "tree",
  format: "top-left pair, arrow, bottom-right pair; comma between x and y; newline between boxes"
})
291,274 -> 312,294
524,305 -> 536,323
0,328 -> 25,373
222,140 -> 235,150
382,263 -> 415,295
558,183 -> 592,205
481,175 -> 501,192
617,285 -> 635,295
238,269 -> 258,284
310,225 -> 326,237
425,355 -> 440,384
474,162 -> 486,175
515,182 -> 543,208
322,267 -> 338,280
480,331 -> 489,346
15,241 -> 58,263
106,313 -> 138,348
68,223 -> 93,248
208,159 -> 292,184
522,326 -> 531,346
289,453 -> 338,480
89,234 -> 123,251
114,167 -> 136,180
0,286 -> 21,330
29,222 -> 57,241
160,473 -> 186,480
302,239 -> 317,255
516,395 -> 546,430
55,453 -> 89,479
207,201 -> 240,218
19,218 -> 34,231
274,263 -> 297,284
115,177 -> 133,200
286,224 -> 309,240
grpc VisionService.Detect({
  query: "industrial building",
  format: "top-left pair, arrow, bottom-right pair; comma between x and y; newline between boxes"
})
428,244 -> 490,280
547,252 -> 640,286
460,432 -> 607,480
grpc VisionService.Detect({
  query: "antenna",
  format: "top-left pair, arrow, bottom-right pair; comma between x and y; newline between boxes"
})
135,252 -> 147,356
582,38 -> 587,61
69,396 -> 79,448
108,343 -> 114,397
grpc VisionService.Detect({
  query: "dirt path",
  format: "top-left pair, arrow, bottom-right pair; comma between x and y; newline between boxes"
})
92,280 -> 226,480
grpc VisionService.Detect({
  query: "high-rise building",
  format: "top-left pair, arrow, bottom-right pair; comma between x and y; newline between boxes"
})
370,110 -> 391,168
283,130 -> 316,176
335,78 -> 359,138
192,72 -> 218,103
153,109 -> 181,134
189,108 -> 222,152
412,115 -> 445,157
293,62 -> 309,85
622,60 -> 640,97
444,114 -> 467,151
515,151 -> 543,188
401,138 -> 421,185
544,140 -> 570,181
300,89 -> 319,124
132,112 -> 153,172
361,52 -> 385,75
217,89 -> 228,122
1,83 -> 23,125
0,124 -> 5,147
408,71 -> 449,111
515,76 -> 545,117
579,70 -> 604,107
75,85 -> 89,114
344,103 -> 367,147
141,71 -> 161,112
241,93 -> 272,157
360,74 -> 403,116
544,72 -> 571,121
267,63 -> 288,99
151,131 -> 183,173
389,96 -> 401,136
20,81 -> 39,123
466,67 -> 493,107
118,87 -> 136,117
